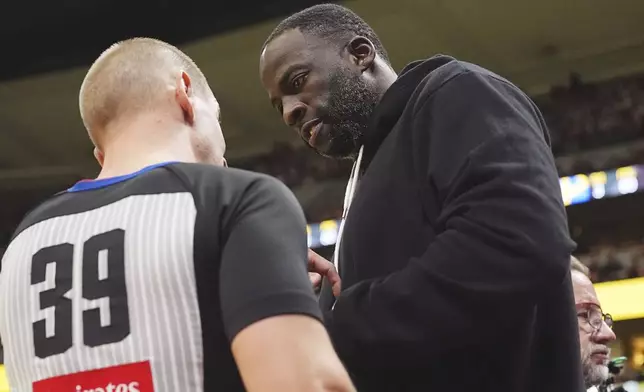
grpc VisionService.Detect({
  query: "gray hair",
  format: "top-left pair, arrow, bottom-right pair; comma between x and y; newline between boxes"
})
570,256 -> 590,277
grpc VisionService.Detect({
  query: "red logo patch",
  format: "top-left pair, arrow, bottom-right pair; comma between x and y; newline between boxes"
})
33,361 -> 154,392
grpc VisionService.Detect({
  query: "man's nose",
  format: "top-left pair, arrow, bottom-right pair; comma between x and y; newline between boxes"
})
282,98 -> 307,128
593,320 -> 617,344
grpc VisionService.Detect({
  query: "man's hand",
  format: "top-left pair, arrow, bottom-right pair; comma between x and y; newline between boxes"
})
308,249 -> 341,297
309,272 -> 323,292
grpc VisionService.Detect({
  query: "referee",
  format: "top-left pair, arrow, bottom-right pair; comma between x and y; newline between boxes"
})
0,38 -> 354,392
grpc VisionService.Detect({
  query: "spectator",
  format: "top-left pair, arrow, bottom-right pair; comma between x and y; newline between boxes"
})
628,256 -> 644,279
570,257 -> 617,391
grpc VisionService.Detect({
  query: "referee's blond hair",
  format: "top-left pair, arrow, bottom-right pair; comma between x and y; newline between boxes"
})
79,37 -> 210,147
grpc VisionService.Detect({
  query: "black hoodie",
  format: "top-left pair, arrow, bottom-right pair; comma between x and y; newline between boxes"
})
324,56 -> 584,391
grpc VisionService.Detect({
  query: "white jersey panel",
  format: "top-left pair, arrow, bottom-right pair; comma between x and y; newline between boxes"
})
0,193 -> 204,392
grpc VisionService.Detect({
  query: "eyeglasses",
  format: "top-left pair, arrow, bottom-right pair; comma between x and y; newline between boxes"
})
576,302 -> 613,331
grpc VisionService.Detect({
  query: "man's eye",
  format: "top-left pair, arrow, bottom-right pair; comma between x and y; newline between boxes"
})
292,73 -> 308,89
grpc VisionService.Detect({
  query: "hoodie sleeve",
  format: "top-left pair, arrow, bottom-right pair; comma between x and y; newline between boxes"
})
325,70 -> 575,368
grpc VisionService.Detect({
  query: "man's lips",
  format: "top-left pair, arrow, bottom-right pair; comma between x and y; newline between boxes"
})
300,118 -> 323,146
591,349 -> 609,362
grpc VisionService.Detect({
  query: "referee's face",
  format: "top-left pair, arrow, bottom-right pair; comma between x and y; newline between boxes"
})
260,29 -> 380,160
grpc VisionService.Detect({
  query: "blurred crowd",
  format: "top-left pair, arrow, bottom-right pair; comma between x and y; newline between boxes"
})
540,72 -> 644,156
580,242 -> 644,283
232,72 -> 644,189
233,143 -> 353,190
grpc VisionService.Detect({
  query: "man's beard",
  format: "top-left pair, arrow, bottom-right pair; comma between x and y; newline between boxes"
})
581,343 -> 611,388
311,67 -> 381,160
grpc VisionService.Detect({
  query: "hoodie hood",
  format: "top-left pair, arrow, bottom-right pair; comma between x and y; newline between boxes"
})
363,54 -> 457,169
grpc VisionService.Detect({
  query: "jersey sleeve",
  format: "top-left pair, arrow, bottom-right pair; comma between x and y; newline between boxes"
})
219,175 -> 322,341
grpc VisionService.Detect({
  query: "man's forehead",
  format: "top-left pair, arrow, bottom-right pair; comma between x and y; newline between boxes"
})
572,271 -> 601,307
262,30 -> 331,76
270,28 -> 309,51
264,33 -> 310,67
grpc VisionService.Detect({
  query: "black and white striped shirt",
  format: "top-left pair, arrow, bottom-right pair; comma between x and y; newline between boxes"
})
0,162 -> 321,392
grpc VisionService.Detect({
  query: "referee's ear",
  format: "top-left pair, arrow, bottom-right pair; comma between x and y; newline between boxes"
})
93,147 -> 104,167
176,71 -> 195,126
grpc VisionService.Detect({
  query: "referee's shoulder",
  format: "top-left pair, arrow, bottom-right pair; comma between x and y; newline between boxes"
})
166,162 -> 293,201
167,161 -> 283,187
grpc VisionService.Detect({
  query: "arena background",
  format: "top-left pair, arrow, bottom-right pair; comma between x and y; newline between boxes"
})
2,0 -> 644,389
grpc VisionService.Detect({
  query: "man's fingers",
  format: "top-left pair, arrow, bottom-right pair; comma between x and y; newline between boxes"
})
309,272 -> 322,287
308,249 -> 336,277
308,249 -> 342,297
307,249 -> 331,272
331,281 -> 342,298
324,264 -> 342,286
309,272 -> 322,295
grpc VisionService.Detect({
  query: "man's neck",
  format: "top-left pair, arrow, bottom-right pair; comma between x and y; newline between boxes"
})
97,153 -> 192,180
375,63 -> 398,97
97,126 -> 197,179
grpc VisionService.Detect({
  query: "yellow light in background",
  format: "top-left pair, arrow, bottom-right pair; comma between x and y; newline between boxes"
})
616,166 -> 639,195
560,174 -> 590,206
632,337 -> 644,368
0,365 -> 8,392
319,220 -> 338,247
560,177 -> 572,206
306,225 -> 312,247
616,166 -> 637,177
595,277 -> 644,321
589,171 -> 607,199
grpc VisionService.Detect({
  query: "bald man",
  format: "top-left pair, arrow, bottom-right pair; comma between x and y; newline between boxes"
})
0,38 -> 353,392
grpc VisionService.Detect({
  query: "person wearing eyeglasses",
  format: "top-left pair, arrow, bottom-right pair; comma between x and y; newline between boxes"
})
571,256 -> 617,391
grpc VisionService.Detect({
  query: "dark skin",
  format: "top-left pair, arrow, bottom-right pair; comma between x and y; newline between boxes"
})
259,28 -> 397,160
260,28 -> 397,295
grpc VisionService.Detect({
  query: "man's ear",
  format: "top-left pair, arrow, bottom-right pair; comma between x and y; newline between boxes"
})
347,36 -> 377,72
93,147 -> 104,167
176,71 -> 195,125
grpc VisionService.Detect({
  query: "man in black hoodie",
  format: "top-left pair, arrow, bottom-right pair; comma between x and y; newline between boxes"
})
259,4 -> 583,391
